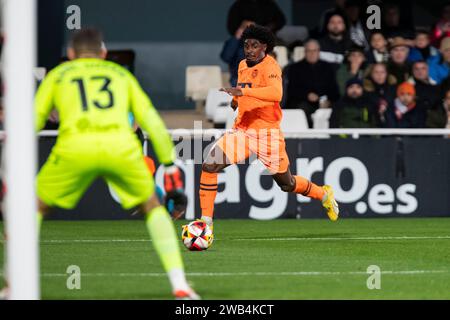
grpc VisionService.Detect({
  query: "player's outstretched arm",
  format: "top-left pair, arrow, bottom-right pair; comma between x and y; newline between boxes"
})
128,75 -> 175,166
35,70 -> 57,132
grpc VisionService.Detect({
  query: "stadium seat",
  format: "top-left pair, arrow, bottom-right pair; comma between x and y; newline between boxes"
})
273,46 -> 289,69
214,105 -> 235,128
225,109 -> 238,129
205,89 -> 233,121
185,66 -> 223,105
280,109 -> 309,134
33,67 -> 46,81
292,46 -> 305,62
277,25 -> 309,45
311,108 -> 333,138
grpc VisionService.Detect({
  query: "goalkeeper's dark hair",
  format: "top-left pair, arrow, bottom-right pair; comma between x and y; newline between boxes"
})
241,24 -> 276,54
69,28 -> 104,54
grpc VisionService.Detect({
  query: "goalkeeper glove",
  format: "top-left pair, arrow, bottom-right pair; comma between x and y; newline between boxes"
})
163,164 -> 187,219
163,164 -> 184,192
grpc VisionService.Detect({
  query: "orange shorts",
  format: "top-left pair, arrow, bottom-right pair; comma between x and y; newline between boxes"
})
213,129 -> 290,174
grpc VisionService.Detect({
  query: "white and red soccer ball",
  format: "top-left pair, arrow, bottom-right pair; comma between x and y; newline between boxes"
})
181,220 -> 213,251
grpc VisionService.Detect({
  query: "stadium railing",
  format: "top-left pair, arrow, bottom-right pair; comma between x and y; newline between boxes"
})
0,129 -> 448,140
24,128 -> 450,139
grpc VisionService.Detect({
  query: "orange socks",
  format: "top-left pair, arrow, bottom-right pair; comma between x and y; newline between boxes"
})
199,171 -> 218,218
294,176 -> 325,201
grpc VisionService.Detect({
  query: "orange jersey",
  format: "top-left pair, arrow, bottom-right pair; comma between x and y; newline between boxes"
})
234,55 -> 283,130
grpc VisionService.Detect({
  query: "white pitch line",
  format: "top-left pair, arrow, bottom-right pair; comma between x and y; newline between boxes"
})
0,235 -> 449,244
20,235 -> 450,243
233,235 -> 450,241
0,270 -> 447,278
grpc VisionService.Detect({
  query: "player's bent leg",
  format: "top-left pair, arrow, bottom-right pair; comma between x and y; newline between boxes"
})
140,195 -> 200,300
272,168 -> 339,221
199,145 -> 231,228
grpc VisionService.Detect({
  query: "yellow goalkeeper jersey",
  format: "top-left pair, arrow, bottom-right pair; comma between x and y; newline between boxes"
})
35,58 -> 174,165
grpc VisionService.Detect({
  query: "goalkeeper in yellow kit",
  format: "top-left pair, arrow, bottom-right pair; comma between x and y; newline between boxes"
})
34,28 -> 198,299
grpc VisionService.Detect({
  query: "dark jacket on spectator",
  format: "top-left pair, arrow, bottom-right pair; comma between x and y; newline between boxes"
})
385,99 -> 426,128
331,94 -> 375,128
226,0 -> 286,35
220,37 -> 245,87
387,61 -> 411,84
426,103 -> 448,128
364,79 -> 397,128
318,34 -> 354,69
410,78 -> 440,112
284,60 -> 340,126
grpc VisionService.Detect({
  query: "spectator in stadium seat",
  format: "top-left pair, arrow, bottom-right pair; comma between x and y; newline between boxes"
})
428,37 -> 450,84
363,63 -> 397,127
381,3 -> 414,39
311,0 -> 346,38
426,88 -> 450,129
318,12 -> 354,69
366,31 -> 389,64
386,82 -> 425,128
221,20 -> 254,87
337,44 -> 367,96
408,61 -> 439,113
387,37 -> 412,84
284,39 -> 340,127
226,0 -> 286,36
344,0 -> 369,50
331,78 -> 375,128
430,2 -> 450,48
408,29 -> 439,63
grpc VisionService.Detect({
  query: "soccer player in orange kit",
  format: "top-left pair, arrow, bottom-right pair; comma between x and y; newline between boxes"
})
198,25 -> 339,232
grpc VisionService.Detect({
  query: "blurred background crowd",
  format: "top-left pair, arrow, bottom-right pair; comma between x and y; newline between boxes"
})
0,0 -> 449,131
221,0 -> 450,130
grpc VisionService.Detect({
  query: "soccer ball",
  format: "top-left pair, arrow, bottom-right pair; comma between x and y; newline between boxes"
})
181,220 -> 213,251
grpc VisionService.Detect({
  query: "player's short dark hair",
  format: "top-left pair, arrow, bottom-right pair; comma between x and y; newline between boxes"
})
70,28 -> 104,54
241,25 -> 276,54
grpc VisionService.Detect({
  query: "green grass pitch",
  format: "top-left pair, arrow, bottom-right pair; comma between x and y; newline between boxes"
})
1,218 -> 450,299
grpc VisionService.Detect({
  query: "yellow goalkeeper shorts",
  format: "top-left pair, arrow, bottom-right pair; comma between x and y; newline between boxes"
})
37,133 -> 154,210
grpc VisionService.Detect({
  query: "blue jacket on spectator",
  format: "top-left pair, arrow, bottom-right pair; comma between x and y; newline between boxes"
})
427,54 -> 450,84
407,46 -> 439,62
220,37 -> 245,87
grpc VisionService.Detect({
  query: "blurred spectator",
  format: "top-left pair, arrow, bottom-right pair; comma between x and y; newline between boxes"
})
363,63 -> 397,127
426,88 -> 450,128
382,3 -> 414,39
387,37 -> 412,84
430,2 -> 450,48
284,39 -> 340,127
312,0 -> 347,38
221,20 -> 254,86
366,31 -> 389,64
428,37 -> 450,84
408,29 -> 439,62
226,0 -> 286,36
319,12 -> 354,69
408,61 -> 439,112
345,0 -> 369,49
337,45 -> 367,96
331,78 -> 375,128
0,104 -> 5,130
386,82 -> 425,128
